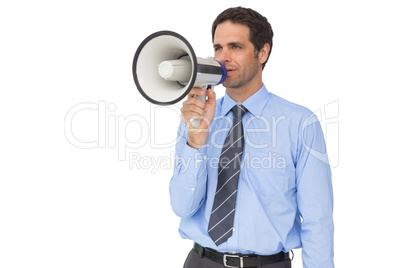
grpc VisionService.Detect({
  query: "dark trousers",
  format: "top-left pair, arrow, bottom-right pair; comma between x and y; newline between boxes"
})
183,249 -> 292,268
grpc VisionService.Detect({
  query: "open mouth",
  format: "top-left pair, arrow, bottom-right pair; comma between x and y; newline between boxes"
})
226,68 -> 236,75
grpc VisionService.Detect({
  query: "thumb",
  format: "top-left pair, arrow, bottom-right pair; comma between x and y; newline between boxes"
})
205,87 -> 216,105
204,88 -> 216,122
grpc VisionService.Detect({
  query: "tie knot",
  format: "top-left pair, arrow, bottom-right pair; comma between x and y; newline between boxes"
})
232,105 -> 247,118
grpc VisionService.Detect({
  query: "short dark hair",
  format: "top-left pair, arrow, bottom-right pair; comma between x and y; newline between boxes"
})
212,7 -> 274,69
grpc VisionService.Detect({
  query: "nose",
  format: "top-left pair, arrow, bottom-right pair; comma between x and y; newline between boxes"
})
217,48 -> 231,63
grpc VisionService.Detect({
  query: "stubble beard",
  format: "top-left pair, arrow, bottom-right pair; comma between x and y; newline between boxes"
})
223,59 -> 260,91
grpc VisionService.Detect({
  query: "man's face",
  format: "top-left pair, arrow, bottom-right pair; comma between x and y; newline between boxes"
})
213,21 -> 260,90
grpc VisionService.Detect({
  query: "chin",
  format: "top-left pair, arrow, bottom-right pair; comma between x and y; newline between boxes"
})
223,80 -> 242,89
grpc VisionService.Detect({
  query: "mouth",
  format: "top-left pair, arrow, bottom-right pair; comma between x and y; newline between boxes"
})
226,67 -> 236,76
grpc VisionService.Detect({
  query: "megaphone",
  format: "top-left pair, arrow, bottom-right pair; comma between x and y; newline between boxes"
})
132,31 -> 227,128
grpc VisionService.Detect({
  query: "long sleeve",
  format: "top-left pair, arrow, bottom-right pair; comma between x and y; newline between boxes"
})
295,113 -> 335,268
169,120 -> 208,218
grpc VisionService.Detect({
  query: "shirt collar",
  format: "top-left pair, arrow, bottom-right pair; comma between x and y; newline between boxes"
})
220,84 -> 271,118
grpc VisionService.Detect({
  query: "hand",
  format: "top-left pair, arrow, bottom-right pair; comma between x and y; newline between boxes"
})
181,87 -> 216,149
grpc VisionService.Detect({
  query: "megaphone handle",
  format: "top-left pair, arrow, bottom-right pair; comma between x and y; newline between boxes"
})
189,84 -> 210,128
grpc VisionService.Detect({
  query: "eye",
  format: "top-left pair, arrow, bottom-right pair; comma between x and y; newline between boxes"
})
233,45 -> 241,50
214,47 -> 222,52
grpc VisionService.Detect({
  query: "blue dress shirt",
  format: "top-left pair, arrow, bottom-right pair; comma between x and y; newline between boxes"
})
169,85 -> 334,267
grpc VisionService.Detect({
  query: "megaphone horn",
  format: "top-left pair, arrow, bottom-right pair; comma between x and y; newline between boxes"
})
132,31 -> 227,128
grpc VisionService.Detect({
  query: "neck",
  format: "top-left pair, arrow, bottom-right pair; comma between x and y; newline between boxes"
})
226,79 -> 263,103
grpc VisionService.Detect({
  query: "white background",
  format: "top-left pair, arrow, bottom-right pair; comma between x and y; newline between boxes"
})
1,0 -> 401,267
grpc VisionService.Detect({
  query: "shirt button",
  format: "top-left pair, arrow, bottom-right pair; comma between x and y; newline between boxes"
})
196,159 -> 202,163
204,155 -> 207,159
191,188 -> 195,192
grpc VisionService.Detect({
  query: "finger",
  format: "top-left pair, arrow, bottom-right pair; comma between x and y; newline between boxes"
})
187,87 -> 206,98
181,112 -> 204,126
181,104 -> 205,117
183,95 -> 206,110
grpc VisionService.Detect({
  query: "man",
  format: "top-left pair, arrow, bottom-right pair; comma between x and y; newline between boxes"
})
170,7 -> 334,268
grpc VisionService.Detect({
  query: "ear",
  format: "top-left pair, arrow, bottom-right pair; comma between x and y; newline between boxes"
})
258,43 -> 270,64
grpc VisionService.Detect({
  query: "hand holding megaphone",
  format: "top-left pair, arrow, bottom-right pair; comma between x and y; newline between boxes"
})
180,86 -> 217,149
132,31 -> 227,128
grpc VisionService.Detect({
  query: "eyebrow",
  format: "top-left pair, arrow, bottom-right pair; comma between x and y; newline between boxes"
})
213,42 -> 245,49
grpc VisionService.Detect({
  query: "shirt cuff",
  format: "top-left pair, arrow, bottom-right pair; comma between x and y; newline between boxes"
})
184,142 -> 207,162
175,144 -> 207,187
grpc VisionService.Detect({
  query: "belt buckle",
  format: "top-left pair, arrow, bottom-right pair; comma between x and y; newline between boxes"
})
223,254 -> 244,268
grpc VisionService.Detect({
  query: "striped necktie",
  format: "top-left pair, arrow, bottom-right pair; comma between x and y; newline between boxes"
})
208,104 -> 247,246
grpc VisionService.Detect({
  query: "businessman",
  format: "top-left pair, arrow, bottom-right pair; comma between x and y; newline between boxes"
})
170,7 -> 334,268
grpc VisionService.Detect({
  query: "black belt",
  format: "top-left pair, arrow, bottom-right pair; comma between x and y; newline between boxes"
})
193,243 -> 289,268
